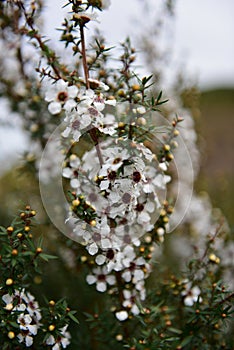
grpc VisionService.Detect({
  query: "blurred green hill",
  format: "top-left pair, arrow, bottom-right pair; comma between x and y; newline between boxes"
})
197,88 -> 234,230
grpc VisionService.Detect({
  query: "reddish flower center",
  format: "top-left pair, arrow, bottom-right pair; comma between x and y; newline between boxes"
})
106,249 -> 115,260
122,193 -> 131,204
97,274 -> 106,282
93,232 -> 101,242
108,171 -> 117,181
132,171 -> 141,183
136,203 -> 144,212
72,120 -> 80,130
57,91 -> 68,102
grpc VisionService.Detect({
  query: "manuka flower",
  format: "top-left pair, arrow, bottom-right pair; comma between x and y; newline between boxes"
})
181,281 -> 202,306
46,325 -> 71,349
86,266 -> 116,292
45,79 -> 78,115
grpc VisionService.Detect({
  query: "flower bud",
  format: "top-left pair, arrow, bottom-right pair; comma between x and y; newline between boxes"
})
11,249 -> 18,256
7,226 -> 14,234
8,331 -> 15,339
48,324 -> 56,331
6,278 -> 14,286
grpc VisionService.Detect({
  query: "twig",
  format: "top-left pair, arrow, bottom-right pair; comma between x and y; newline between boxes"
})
80,24 -> 90,89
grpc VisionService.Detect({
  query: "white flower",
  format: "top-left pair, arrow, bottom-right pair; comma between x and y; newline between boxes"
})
86,266 -> 116,292
62,154 -> 81,189
17,333 -> 34,347
181,281 -> 202,306
122,289 -> 140,315
115,310 -> 128,321
46,325 -> 71,349
62,111 -> 91,142
107,245 -> 136,272
45,79 -> 78,115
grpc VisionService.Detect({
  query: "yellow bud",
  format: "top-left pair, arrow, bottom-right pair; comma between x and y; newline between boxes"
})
118,90 -> 125,97
209,253 -> 220,264
164,144 -> 171,151
173,129 -> 179,136
90,220 -> 96,227
8,331 -> 15,339
116,334 -> 123,341
49,300 -> 55,307
7,226 -> 14,233
17,233 -> 23,239
144,235 -> 152,243
30,124 -> 39,133
48,324 -> 56,331
132,84 -> 140,91
160,209 -> 167,217
81,256 -> 88,263
24,226 -> 30,232
137,117 -> 146,126
11,249 -> 18,256
5,303 -> 13,311
72,199 -> 80,207
6,278 -> 14,286
34,276 -> 42,284
30,210 -> 36,216
36,247 -> 42,254
70,154 -> 77,161
166,153 -> 174,161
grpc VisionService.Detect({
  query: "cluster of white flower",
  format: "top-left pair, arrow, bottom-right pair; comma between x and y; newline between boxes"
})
46,325 -> 71,350
46,81 -> 172,320
1,288 -> 72,348
63,140 -> 170,250
2,289 -> 42,347
45,79 -> 116,140
42,70 -> 173,320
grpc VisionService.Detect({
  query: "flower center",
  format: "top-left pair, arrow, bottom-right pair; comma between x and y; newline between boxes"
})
113,157 -> 121,164
93,232 -> 101,242
123,234 -> 131,244
108,171 -> 117,181
57,91 -> 68,102
122,193 -> 131,204
88,107 -> 99,116
132,171 -> 141,183
97,274 -> 106,282
106,249 -> 115,260
72,120 -> 80,130
136,203 -> 144,212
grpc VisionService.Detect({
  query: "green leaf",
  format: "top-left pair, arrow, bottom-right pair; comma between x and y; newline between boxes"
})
39,253 -> 58,262
179,335 -> 194,347
168,327 -> 183,335
68,311 -> 79,324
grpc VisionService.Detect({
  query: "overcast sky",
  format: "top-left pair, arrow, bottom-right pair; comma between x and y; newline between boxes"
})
44,0 -> 234,88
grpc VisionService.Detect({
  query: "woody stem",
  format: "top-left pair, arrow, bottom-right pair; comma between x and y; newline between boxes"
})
80,24 -> 90,89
